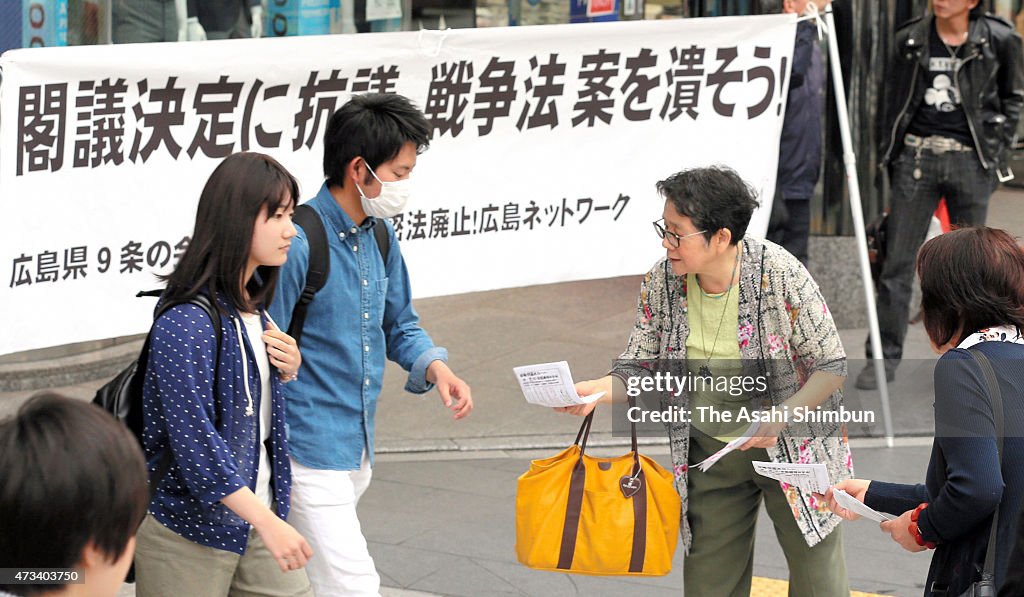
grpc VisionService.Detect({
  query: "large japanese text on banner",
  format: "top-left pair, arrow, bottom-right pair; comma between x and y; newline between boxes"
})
0,15 -> 796,355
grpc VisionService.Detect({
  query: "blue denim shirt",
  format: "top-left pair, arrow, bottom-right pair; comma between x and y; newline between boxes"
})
269,183 -> 446,470
142,294 -> 292,555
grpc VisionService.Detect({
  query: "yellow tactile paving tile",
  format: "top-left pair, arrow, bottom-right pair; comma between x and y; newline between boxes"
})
750,576 -> 888,596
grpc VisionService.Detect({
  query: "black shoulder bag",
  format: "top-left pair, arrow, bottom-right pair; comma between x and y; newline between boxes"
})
93,291 -> 222,584
94,291 -> 222,494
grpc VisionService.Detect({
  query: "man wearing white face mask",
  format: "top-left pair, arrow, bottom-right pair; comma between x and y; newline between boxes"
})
269,93 -> 475,597
355,161 -> 412,218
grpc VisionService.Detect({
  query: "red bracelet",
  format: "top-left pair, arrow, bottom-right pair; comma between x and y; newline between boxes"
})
909,503 -> 937,549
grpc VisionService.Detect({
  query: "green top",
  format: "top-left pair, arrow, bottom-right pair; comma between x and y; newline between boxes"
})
686,273 -> 747,441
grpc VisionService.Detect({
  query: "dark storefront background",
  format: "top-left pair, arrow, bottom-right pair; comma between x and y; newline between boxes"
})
692,0 -> 1013,236
1,0 -> 1019,235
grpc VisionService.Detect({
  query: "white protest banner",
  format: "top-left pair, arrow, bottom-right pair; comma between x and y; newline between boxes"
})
0,15 -> 795,355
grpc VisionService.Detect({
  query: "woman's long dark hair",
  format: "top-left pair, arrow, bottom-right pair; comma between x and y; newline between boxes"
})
917,226 -> 1024,347
162,152 -> 299,313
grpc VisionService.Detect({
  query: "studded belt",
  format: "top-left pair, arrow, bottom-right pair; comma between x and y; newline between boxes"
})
904,133 -> 972,154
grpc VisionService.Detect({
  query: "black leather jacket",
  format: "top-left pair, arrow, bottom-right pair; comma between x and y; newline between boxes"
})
880,14 -> 1024,176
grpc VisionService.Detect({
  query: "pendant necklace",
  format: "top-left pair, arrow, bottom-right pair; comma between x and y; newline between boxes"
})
942,39 -> 960,58
697,245 -> 740,378
941,36 -> 962,62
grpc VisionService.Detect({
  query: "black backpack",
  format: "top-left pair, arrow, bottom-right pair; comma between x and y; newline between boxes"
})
92,291 -> 222,584
286,204 -> 390,346
93,291 -> 222,492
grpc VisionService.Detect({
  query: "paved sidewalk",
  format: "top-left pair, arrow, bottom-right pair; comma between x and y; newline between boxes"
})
110,441 -> 934,597
360,442 -> 935,597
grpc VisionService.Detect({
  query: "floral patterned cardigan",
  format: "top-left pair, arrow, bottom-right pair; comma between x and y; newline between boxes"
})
609,236 -> 853,552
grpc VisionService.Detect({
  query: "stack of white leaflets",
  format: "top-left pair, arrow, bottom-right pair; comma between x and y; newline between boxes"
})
752,461 -> 831,494
694,421 -> 761,472
831,489 -> 895,522
513,361 -> 605,408
751,463 -> 896,522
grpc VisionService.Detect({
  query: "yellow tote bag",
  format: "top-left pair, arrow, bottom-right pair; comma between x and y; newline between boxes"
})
515,407 -> 681,576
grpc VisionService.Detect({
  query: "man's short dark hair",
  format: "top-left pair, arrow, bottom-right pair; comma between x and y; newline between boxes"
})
0,393 -> 148,596
917,226 -> 1024,348
322,93 -> 431,188
656,166 -> 761,245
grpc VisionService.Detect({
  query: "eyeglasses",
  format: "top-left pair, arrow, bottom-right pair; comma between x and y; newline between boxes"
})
653,219 -> 706,248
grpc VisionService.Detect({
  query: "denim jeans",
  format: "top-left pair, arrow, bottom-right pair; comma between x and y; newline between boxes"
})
867,144 -> 996,363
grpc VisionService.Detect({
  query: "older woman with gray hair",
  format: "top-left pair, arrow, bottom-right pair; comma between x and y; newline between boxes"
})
560,165 -> 852,596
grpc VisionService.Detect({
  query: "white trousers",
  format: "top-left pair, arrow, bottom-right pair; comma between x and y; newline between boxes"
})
288,453 -> 380,597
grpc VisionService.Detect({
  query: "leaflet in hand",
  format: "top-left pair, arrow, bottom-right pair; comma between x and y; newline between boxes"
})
752,462 -> 831,494
513,361 -> 605,408
832,489 -> 895,522
694,421 -> 761,472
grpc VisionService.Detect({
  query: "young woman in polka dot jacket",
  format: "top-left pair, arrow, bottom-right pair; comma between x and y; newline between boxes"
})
133,152 -> 315,597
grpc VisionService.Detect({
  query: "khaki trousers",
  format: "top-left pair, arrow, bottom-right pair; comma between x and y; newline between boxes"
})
135,514 -> 313,597
684,433 -> 849,597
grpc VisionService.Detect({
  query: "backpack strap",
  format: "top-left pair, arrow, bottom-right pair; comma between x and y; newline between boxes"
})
288,204 -> 330,347
373,217 -> 391,266
929,348 -> 1004,594
142,288 -> 222,349
147,292 -> 223,499
968,349 -> 1004,589
286,208 -> 391,347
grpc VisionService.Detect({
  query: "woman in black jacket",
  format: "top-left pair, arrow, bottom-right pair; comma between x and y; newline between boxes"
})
826,227 -> 1024,596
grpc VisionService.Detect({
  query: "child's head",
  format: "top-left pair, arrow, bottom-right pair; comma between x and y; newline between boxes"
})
0,393 -> 149,597
167,152 -> 300,311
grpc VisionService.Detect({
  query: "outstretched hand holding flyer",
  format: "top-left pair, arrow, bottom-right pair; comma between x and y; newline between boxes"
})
831,489 -> 895,523
514,361 -> 605,408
